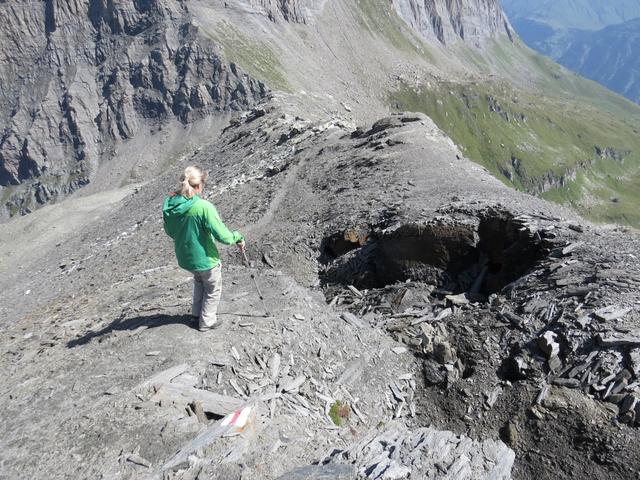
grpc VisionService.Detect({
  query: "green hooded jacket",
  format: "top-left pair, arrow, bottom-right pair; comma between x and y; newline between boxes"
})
163,194 -> 244,271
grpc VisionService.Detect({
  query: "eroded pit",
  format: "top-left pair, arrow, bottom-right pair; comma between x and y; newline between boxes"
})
320,212 -> 546,299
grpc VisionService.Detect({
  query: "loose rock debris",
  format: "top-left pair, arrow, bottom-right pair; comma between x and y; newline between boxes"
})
3,109 -> 640,479
319,209 -> 640,429
315,423 -> 514,479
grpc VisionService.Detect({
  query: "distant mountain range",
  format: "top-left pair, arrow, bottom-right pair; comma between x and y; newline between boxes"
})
560,18 -> 640,105
502,0 -> 640,103
502,0 -> 640,30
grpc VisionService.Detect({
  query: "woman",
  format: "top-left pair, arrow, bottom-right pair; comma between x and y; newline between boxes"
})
163,166 -> 245,331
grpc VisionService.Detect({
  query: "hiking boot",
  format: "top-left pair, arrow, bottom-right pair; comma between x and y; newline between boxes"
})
198,319 -> 225,332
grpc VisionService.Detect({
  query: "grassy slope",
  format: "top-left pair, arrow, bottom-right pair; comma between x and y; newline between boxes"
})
352,0 -> 436,61
388,36 -> 640,227
352,0 -> 640,227
521,47 -> 640,226
200,21 -> 292,92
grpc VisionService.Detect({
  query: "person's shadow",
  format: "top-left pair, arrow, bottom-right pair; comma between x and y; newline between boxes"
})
67,313 -> 197,348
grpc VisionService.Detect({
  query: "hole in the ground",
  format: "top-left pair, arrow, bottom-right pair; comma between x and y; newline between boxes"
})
320,212 -> 546,298
205,411 -> 224,421
320,226 -> 372,261
462,361 -> 477,379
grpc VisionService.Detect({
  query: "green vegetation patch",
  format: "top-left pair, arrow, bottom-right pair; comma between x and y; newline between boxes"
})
329,400 -> 350,426
1,185 -> 17,204
204,21 -> 291,92
522,46 -> 640,124
454,44 -> 492,73
389,80 -> 640,227
351,0 -> 436,63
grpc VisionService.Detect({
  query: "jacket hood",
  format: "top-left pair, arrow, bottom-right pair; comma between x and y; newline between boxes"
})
163,194 -> 199,216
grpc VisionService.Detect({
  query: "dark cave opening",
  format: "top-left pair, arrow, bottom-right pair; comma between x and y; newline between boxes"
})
320,213 -> 545,297
320,226 -> 372,259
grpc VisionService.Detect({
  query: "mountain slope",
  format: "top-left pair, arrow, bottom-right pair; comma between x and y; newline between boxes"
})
559,18 -> 640,104
2,0 -> 640,229
0,0 -> 513,220
3,2 -> 640,480
352,3 -> 640,226
0,0 -> 268,219
501,0 -> 640,30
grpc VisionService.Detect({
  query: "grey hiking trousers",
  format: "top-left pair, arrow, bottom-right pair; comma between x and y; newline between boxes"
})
191,264 -> 222,329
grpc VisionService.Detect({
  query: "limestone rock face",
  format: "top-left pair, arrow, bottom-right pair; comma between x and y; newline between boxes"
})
244,0 -> 324,23
392,0 -> 513,46
0,0 -> 267,218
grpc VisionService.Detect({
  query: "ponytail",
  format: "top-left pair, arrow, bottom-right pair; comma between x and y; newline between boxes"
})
179,166 -> 208,198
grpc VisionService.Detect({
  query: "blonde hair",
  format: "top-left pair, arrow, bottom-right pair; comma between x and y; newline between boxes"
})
179,166 -> 208,198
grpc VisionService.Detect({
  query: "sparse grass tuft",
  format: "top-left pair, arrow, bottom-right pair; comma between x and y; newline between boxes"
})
1,185 -> 16,204
351,0 -> 436,63
203,22 -> 291,92
329,400 -> 350,426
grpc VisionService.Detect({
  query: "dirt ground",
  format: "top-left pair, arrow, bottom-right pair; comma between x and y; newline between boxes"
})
2,108 -> 640,479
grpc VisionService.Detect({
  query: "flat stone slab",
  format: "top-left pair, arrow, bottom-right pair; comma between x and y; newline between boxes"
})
277,464 -> 356,480
152,383 -> 243,416
322,422 -> 514,479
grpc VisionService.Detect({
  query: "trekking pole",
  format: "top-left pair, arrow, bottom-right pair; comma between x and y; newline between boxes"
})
240,246 -> 270,316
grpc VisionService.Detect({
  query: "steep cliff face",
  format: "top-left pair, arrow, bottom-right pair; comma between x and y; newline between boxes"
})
245,0 -> 322,23
0,0 -> 267,218
391,0 -> 512,46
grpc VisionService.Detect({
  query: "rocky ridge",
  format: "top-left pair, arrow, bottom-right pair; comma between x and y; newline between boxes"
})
1,107 -> 640,479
